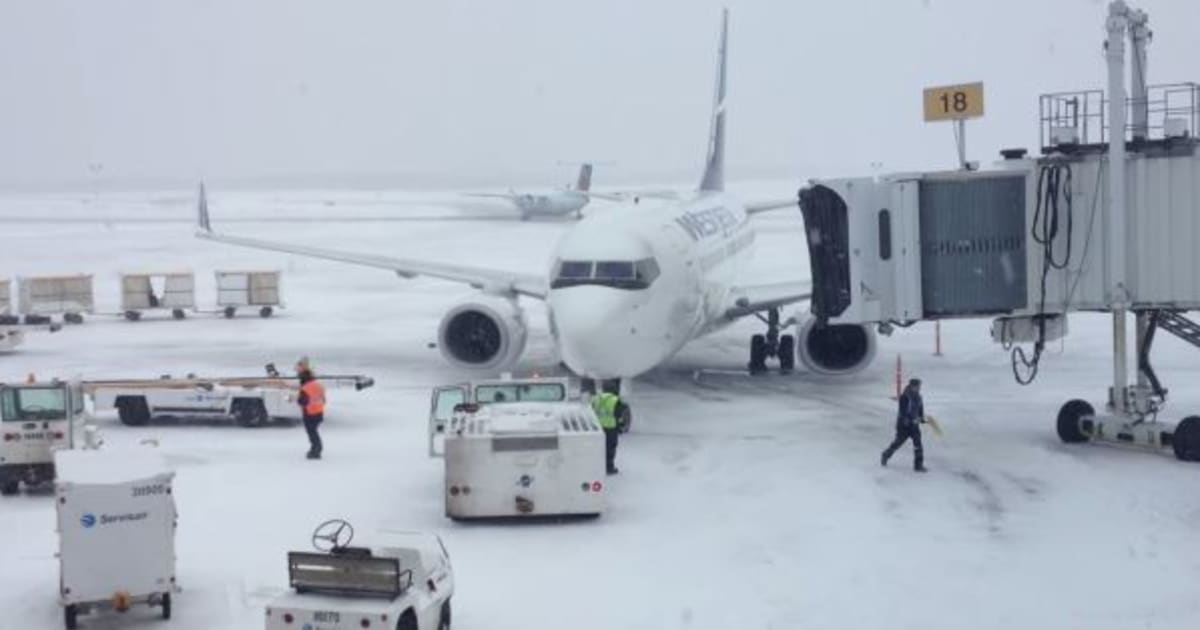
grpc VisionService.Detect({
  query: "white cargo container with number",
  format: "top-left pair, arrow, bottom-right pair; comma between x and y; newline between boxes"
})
215,270 -> 282,318
0,381 -> 86,495
429,378 -> 607,519
265,520 -> 454,630
55,449 -> 177,630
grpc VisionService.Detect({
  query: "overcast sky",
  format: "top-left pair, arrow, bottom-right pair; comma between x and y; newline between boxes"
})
0,0 -> 1195,190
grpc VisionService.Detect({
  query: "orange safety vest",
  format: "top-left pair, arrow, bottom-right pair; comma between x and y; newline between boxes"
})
300,380 -> 326,416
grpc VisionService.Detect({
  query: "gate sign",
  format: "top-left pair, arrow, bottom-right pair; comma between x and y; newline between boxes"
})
923,82 -> 985,121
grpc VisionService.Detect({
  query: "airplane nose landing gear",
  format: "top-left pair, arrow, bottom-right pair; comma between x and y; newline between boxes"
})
748,308 -> 794,375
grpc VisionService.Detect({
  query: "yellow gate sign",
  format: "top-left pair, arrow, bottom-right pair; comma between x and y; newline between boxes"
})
923,82 -> 984,122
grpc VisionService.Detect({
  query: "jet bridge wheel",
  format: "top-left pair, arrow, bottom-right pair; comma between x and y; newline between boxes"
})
1056,399 -> 1094,444
1172,416 -> 1200,462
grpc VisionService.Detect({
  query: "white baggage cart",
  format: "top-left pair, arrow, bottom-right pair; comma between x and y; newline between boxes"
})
265,520 -> 454,630
0,380 -> 86,495
119,271 -> 196,321
55,448 -> 177,629
215,270 -> 282,318
18,274 -> 94,323
429,378 -> 607,519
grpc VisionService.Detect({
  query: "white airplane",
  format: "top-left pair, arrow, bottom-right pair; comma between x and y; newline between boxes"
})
196,9 -> 877,381
464,163 -> 594,220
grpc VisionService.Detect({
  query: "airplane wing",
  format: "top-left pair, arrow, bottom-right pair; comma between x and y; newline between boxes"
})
195,185 -> 548,300
745,199 -> 796,215
462,192 -> 519,201
722,280 -> 811,319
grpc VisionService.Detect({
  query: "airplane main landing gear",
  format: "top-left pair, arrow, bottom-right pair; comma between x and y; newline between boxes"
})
748,308 -> 794,375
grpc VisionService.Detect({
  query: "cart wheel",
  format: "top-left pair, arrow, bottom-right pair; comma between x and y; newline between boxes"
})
259,306 -> 273,318
171,309 -> 186,320
1056,399 -> 1093,444
64,604 -> 78,630
223,306 -> 236,319
1172,416 -> 1200,462
161,592 -> 171,620
63,312 -> 84,325
438,599 -> 451,630
0,480 -> 19,496
397,609 -> 418,630
123,310 -> 141,322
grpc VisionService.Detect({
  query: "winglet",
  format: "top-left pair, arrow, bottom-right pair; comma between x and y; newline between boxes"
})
698,8 -> 728,193
197,182 -> 211,232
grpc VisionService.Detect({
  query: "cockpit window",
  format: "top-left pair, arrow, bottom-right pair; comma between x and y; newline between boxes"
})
551,258 -> 660,290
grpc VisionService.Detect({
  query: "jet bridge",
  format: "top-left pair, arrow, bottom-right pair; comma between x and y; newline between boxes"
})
797,0 -> 1200,461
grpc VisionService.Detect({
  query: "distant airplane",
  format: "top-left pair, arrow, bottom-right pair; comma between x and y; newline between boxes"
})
465,163 -> 595,220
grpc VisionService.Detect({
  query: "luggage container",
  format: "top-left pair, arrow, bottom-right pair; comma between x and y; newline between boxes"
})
0,277 -> 12,320
55,448 -> 177,629
119,272 -> 195,321
429,379 -> 606,519
18,274 -> 94,324
215,270 -> 282,318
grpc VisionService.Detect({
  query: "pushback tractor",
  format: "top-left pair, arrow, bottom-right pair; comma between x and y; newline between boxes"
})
429,377 -> 606,519
0,380 -> 87,495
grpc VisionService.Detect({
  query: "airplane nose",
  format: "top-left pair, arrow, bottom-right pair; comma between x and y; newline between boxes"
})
549,287 -> 657,378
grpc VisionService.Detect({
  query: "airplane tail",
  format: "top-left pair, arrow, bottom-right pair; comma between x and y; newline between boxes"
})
197,182 -> 211,232
698,8 -> 728,193
575,163 -> 593,192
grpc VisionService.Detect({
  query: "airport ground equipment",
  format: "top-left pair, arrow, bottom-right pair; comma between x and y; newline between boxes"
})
55,448 -> 177,629
0,380 -> 88,495
18,274 -> 94,324
265,520 -> 454,630
119,272 -> 195,321
0,277 -> 13,324
0,327 -> 23,352
216,270 -> 282,318
429,379 -> 606,519
796,1 -> 1200,460
87,367 -> 374,428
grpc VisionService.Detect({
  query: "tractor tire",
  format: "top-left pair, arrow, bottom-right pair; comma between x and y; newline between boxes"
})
438,599 -> 452,630
233,399 -> 268,428
161,592 -> 171,620
117,397 -> 151,426
1172,416 -> 1200,462
64,604 -> 78,630
1056,399 -> 1094,444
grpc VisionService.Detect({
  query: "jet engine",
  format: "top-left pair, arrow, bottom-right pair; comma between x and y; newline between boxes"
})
437,295 -> 528,371
795,314 -> 876,376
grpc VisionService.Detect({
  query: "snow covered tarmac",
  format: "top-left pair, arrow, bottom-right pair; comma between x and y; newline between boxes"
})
2,186 -> 1199,629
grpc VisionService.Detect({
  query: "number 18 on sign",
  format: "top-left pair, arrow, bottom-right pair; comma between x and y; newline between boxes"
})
922,81 -> 984,169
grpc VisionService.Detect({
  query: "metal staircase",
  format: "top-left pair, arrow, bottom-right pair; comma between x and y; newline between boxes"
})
1155,311 -> 1200,349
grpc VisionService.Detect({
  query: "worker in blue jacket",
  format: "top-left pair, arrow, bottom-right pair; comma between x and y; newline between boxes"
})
881,378 -> 928,472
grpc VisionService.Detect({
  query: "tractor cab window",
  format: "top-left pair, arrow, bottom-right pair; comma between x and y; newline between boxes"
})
0,387 -> 67,422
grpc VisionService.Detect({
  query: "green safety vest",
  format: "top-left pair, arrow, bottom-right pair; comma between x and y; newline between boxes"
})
592,392 -> 619,429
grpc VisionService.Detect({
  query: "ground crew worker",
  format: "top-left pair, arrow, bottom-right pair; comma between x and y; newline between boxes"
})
881,378 -> 928,473
592,384 -> 621,475
298,368 -> 326,460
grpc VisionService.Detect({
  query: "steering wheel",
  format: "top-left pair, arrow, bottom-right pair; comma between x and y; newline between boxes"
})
311,519 -> 355,552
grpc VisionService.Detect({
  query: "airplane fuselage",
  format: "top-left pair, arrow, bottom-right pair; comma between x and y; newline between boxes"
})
546,192 -> 755,378
513,190 -> 589,219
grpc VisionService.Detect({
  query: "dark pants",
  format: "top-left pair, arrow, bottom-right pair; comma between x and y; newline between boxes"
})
303,413 -> 324,456
603,428 -> 619,473
882,422 -> 923,469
